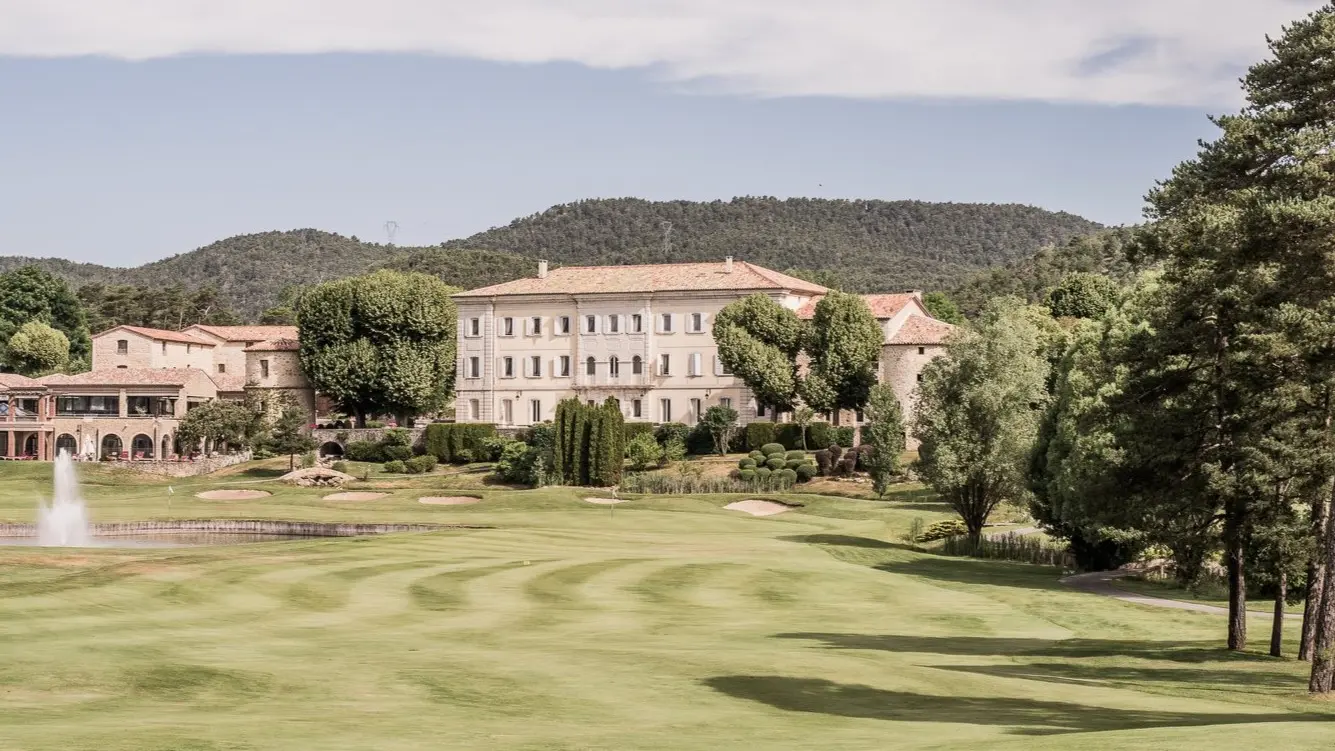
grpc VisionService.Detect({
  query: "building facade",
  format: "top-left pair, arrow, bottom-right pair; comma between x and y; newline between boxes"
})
452,259 -> 956,432
0,374 -> 56,460
453,259 -> 827,427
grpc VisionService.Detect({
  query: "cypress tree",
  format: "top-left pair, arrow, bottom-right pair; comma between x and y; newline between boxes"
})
552,400 -> 567,483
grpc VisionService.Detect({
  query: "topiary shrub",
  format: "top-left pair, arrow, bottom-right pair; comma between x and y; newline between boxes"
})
405,455 -> 438,474
814,449 -> 832,476
382,444 -> 414,462
738,469 -> 757,482
765,457 -> 786,471
382,459 -> 406,474
331,461 -> 349,473
918,519 -> 969,542
755,467 -> 773,480
738,458 -> 757,470
784,459 -> 804,471
795,464 -> 816,482
345,440 -> 383,462
784,450 -> 806,462
854,444 -> 875,471
760,443 -> 786,458
745,422 -> 777,452
748,450 -> 766,462
806,422 -> 833,450
841,451 -> 858,475
776,468 -> 798,485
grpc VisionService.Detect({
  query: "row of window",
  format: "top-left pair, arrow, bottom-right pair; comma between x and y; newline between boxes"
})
466,396 -> 734,424
466,312 -> 708,338
465,353 -> 730,379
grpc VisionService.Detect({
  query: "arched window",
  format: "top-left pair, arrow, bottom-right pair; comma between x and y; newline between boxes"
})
632,355 -> 643,375
131,434 -> 155,459
56,434 -> 77,457
585,356 -> 596,376
101,434 -> 123,459
609,356 -> 620,377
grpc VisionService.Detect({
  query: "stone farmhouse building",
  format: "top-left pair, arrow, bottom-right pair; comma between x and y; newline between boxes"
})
0,324 -> 313,461
452,259 -> 953,435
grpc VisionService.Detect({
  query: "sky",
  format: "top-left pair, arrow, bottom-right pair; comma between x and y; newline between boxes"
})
0,1 -> 1325,266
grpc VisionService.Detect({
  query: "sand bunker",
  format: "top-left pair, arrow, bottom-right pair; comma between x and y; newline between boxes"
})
195,489 -> 271,501
583,497 -> 627,505
418,496 -> 482,506
323,492 -> 388,501
724,500 -> 793,517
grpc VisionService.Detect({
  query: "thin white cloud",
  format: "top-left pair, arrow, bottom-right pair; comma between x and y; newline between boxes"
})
0,0 -> 1324,106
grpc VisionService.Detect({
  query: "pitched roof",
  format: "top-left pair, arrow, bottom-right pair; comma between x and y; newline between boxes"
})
38,367 -> 210,388
888,315 -> 957,345
188,325 -> 299,343
210,372 -> 247,392
244,338 -> 300,352
95,325 -> 215,346
796,293 -> 921,320
454,260 -> 828,298
0,373 -> 47,391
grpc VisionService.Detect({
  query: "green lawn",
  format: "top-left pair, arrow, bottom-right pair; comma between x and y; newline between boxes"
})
0,462 -> 1331,750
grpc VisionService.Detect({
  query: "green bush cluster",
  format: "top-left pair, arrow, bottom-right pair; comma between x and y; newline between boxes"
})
917,519 -> 969,542
622,422 -> 657,446
626,432 -> 664,470
424,423 -> 497,463
404,455 -> 438,474
736,443 -> 816,484
494,424 -> 554,487
382,459 -> 406,474
331,461 -> 349,473
553,398 -> 625,487
833,426 -> 856,448
806,422 -> 833,449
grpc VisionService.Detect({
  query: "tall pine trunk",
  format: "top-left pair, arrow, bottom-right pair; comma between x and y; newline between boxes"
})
1301,487 -> 1330,661
1308,506 -> 1335,693
1271,570 -> 1287,658
1224,500 -> 1248,651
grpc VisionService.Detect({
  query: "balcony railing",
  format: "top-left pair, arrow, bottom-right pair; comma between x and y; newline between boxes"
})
574,372 -> 659,389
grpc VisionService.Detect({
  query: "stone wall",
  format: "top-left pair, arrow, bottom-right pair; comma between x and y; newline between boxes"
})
311,427 -> 428,454
108,451 -> 254,477
0,519 -> 479,538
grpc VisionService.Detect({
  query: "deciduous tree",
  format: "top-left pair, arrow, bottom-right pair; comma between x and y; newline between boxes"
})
862,384 -> 906,497
6,321 -> 70,376
0,266 -> 90,367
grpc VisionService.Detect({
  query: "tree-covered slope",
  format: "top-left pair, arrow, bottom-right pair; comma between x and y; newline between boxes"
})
1,198 -> 1103,319
444,197 -> 1103,293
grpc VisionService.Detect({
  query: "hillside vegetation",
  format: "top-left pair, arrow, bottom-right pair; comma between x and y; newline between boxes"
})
1,198 -> 1102,319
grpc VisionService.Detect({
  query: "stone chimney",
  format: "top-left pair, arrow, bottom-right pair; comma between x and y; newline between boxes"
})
905,289 -> 923,299
538,260 -> 549,279
724,256 -> 734,273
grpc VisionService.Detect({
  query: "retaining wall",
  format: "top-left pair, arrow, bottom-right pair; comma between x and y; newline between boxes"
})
108,452 -> 254,477
0,519 -> 483,538
312,427 -> 428,454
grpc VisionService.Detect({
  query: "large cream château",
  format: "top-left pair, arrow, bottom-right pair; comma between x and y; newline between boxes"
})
452,259 -> 954,434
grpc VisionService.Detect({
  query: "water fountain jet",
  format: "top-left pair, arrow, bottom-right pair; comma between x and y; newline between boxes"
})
38,450 -> 90,547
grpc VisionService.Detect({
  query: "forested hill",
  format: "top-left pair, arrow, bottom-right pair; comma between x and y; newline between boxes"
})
1,198 -> 1101,319
444,198 -> 1102,292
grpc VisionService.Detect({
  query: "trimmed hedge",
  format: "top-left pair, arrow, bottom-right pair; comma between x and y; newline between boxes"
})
765,457 -> 786,471
382,444 -> 414,462
655,422 -> 690,448
748,450 -> 765,462
686,422 -> 715,456
424,423 -> 498,463
806,422 -> 833,450
404,455 -> 438,474
834,426 -> 856,448
783,459 -> 804,470
755,467 -> 773,480
745,422 -> 777,452
759,443 -> 786,457
623,422 -> 657,446
554,398 -> 625,487
774,423 -> 804,450
776,468 -> 798,484
345,440 -> 383,462
784,450 -> 806,461
739,469 -> 757,482
739,458 -> 757,470
795,464 -> 816,482
382,460 -> 406,474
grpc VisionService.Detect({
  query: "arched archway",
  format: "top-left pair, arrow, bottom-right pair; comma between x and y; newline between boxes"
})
56,434 -> 77,458
131,434 -> 154,459
23,434 -> 37,457
319,441 -> 344,458
101,434 -> 123,459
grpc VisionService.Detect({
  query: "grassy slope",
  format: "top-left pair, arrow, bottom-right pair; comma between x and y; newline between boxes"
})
0,462 -> 1331,750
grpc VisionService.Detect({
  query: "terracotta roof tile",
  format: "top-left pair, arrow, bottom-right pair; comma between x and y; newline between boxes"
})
38,367 -> 210,387
0,373 -> 47,391
244,338 -> 300,352
210,373 -> 247,392
796,293 -> 920,320
188,325 -> 299,342
888,315 -> 957,345
95,326 -> 216,346
455,261 -> 827,297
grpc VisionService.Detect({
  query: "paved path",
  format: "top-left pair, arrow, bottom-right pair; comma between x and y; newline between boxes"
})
1060,570 -> 1302,619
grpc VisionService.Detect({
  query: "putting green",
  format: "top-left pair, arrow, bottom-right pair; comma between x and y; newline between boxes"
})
0,461 -> 1330,750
